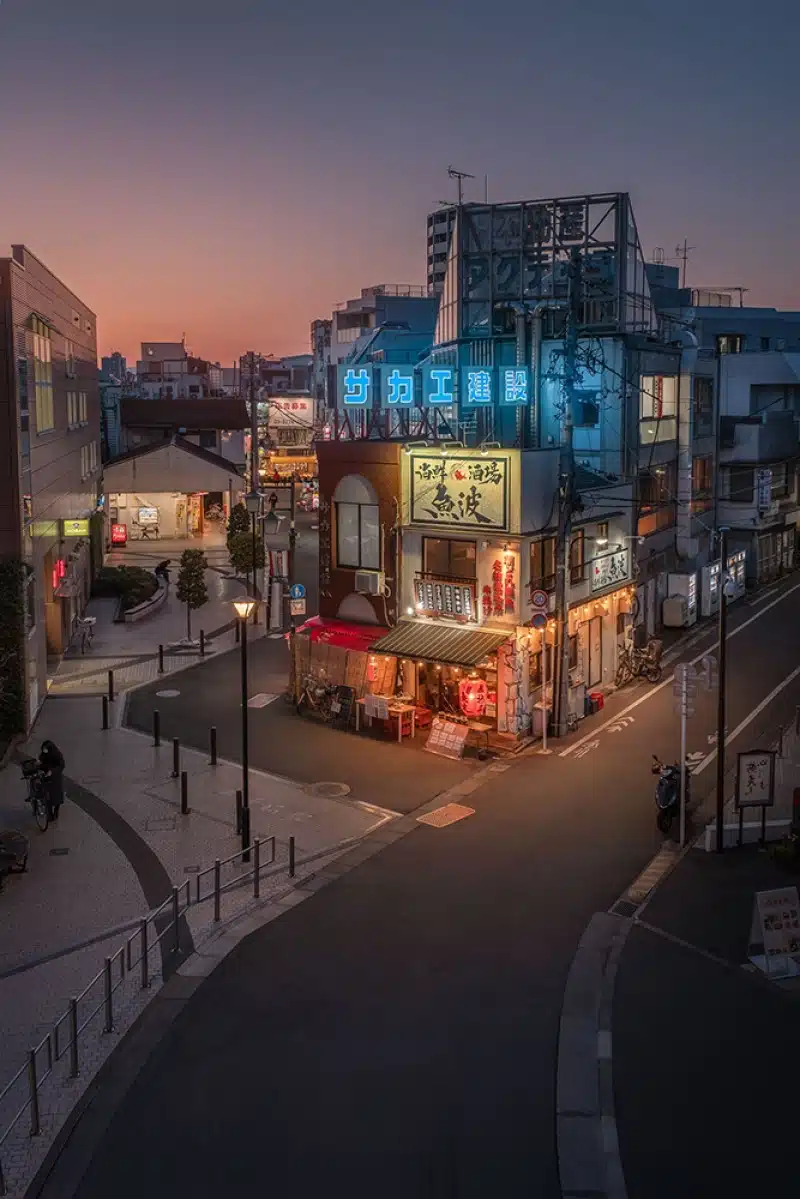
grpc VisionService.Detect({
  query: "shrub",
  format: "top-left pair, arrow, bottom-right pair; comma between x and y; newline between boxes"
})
94,566 -> 158,611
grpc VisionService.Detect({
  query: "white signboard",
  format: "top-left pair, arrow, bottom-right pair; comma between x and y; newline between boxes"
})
268,397 -> 313,429
736,750 -> 776,808
756,468 -> 773,513
756,887 -> 800,973
591,548 -> 629,593
290,598 -> 306,616
409,454 -> 509,531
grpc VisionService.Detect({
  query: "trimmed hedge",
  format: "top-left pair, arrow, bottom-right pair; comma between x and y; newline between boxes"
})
94,566 -> 159,612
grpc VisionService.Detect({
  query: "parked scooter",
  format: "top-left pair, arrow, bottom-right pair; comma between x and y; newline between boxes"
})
651,754 -> 690,834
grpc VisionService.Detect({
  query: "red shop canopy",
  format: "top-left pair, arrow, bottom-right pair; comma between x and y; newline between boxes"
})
295,616 -> 389,653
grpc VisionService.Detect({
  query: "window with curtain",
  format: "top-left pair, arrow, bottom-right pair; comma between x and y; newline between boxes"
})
33,317 -> 54,432
336,502 -> 380,569
530,536 -> 556,591
423,538 -> 476,579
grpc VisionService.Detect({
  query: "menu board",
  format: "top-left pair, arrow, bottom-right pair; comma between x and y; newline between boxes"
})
414,579 -> 474,621
425,717 -> 470,760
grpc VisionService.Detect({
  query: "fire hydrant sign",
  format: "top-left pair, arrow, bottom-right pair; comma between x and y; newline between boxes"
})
751,886 -> 800,978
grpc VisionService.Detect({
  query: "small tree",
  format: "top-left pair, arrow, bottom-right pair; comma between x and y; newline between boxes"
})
226,502 -> 249,550
176,549 -> 208,640
228,532 -> 265,577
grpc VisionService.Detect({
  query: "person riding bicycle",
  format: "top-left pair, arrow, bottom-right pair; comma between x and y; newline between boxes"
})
38,740 -> 65,821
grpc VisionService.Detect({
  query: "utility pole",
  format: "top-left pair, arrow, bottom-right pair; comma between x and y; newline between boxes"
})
553,248 -> 581,737
247,351 -> 259,493
675,239 -> 695,288
715,527 -> 729,853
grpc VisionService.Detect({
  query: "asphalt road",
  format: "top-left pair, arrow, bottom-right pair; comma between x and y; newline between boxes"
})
61,574 -> 800,1197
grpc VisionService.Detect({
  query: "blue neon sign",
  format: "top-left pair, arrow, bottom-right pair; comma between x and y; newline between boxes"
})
422,366 -> 455,407
500,367 -> 530,405
338,366 -> 372,406
380,365 -> 415,408
461,367 -> 493,405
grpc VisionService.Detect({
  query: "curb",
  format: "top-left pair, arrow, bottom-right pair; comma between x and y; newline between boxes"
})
556,911 -> 632,1199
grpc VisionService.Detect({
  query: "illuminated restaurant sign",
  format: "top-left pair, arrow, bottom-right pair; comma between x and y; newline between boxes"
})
414,578 -> 475,621
591,548 -> 629,593
409,454 -> 509,531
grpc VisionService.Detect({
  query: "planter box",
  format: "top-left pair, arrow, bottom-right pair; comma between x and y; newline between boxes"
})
123,582 -> 168,624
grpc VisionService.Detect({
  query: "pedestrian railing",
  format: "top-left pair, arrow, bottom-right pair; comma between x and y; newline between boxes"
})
0,833 -> 281,1196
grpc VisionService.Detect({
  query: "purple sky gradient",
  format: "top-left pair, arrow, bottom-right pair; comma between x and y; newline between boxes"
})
1,0 -> 797,364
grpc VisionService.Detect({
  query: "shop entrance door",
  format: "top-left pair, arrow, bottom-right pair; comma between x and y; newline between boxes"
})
588,616 -> 602,688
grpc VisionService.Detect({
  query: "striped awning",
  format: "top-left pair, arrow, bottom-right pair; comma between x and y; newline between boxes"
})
370,621 -> 510,667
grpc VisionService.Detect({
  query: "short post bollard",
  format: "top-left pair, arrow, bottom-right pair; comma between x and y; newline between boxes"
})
69,998 -> 79,1077
200,629 -> 205,656
209,725 -> 217,766
172,737 -> 180,778
28,1050 -> 40,1136
253,837 -> 260,899
289,835 -> 296,878
140,918 -> 149,989
102,695 -> 109,730
107,669 -> 115,703
235,789 -> 243,835
103,957 -> 113,1033
158,644 -> 164,673
153,709 -> 161,747
180,770 -> 189,815
172,886 -> 180,954
213,859 -> 221,922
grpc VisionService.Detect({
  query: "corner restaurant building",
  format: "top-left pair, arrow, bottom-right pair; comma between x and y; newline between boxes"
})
299,441 -> 636,742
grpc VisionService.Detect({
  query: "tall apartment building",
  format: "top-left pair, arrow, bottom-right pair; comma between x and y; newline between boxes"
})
0,246 -> 101,731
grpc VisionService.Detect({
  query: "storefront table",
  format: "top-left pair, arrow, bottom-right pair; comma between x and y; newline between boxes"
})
355,698 -> 416,742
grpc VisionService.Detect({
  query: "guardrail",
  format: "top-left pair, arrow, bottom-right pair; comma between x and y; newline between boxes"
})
0,833 -> 279,1196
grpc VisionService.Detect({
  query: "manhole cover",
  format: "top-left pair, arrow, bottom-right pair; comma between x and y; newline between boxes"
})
304,781 -> 351,799
156,689 -> 180,698
49,847 -> 69,856
417,803 -> 475,828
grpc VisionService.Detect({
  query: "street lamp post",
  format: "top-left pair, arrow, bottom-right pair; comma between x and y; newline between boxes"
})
245,490 -> 262,626
233,597 -> 256,860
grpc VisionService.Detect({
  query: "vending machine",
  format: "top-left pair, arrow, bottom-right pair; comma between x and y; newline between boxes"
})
700,561 -> 721,617
664,571 -> 698,628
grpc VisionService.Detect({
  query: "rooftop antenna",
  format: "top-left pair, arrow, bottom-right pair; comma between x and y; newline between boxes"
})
675,239 -> 695,288
447,165 -> 475,206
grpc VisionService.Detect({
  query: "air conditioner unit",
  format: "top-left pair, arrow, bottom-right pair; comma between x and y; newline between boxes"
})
355,570 -> 385,596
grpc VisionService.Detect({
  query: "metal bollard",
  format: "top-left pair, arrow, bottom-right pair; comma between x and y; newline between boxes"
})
69,998 -> 79,1077
158,644 -> 165,673
102,695 -> 109,730
153,709 -> 161,747
241,807 -> 251,864
213,859 -> 221,922
209,725 -> 217,766
172,737 -> 180,778
172,886 -> 180,955
140,918 -> 149,989
289,835 -> 296,878
103,957 -> 113,1033
253,838 -> 260,899
180,770 -> 189,815
107,669 -> 115,703
235,789 -> 243,835
200,629 -> 205,656
28,1049 -> 41,1136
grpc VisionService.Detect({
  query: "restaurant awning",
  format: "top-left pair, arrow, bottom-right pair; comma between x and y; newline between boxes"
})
295,616 -> 389,653
370,621 -> 511,667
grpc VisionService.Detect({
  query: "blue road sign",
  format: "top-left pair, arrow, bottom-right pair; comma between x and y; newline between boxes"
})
531,612 -> 548,630
289,583 -> 306,600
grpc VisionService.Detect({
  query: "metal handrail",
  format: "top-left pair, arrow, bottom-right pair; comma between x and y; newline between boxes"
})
0,829 -> 345,1195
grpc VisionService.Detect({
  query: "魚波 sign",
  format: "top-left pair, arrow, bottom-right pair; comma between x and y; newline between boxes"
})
409,454 -> 509,531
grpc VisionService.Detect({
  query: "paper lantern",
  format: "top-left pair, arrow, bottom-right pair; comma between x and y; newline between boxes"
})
459,676 -> 487,718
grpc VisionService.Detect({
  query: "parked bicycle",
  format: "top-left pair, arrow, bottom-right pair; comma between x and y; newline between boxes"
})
72,615 -> 95,655
615,637 -> 663,687
296,674 -> 337,721
21,759 -> 50,831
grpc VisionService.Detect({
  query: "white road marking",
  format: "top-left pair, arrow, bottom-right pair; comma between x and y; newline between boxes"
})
692,663 -> 800,775
559,580 -> 800,758
573,739 -> 600,759
608,716 -> 635,733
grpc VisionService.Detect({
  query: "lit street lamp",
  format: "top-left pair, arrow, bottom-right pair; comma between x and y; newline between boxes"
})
245,491 -> 262,626
233,596 -> 256,859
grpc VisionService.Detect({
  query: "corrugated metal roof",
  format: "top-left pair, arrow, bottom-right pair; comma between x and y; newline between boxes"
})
371,621 -> 510,666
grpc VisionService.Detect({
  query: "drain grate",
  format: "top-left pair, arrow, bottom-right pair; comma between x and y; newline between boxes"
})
49,847 -> 69,857
417,803 -> 475,828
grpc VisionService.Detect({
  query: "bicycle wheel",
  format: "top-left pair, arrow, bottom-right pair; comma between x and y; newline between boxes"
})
32,792 -> 49,832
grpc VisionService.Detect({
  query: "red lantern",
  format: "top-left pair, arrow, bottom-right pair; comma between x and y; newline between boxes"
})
459,676 -> 487,718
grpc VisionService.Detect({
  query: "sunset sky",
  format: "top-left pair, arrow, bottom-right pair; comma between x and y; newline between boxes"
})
1,0 -> 798,366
